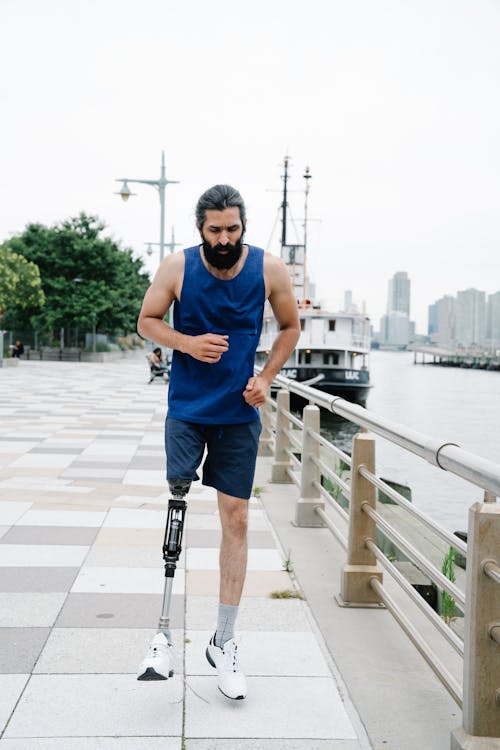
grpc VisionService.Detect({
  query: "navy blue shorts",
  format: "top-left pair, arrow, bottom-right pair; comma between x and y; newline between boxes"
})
165,418 -> 262,500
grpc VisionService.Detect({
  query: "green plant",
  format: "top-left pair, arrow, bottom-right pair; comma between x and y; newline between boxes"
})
270,589 -> 304,599
282,548 -> 293,572
441,547 -> 456,624
252,486 -> 263,498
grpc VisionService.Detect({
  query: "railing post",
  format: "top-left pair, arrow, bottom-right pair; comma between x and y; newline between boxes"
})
451,496 -> 500,750
294,405 -> 325,527
271,389 -> 293,483
258,397 -> 274,456
338,430 -> 383,607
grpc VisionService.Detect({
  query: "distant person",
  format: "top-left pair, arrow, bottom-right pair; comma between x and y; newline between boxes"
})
150,347 -> 169,379
11,340 -> 24,358
136,183 -> 300,700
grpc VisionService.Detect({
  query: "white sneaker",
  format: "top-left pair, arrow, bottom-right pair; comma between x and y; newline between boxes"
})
206,634 -> 247,700
137,632 -> 174,681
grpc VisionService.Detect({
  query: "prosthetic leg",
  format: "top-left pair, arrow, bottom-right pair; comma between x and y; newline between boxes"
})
137,478 -> 190,681
158,478 -> 190,635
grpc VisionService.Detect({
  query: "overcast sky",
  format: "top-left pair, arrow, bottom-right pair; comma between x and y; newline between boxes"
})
1,0 -> 499,332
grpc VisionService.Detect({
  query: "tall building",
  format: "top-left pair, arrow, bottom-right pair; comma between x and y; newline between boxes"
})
380,271 -> 411,347
435,295 -> 456,347
387,271 -> 410,316
428,303 -> 438,338
487,291 -> 500,346
455,289 -> 486,347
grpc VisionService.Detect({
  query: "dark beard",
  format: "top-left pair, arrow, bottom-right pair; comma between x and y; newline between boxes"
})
202,238 -> 243,270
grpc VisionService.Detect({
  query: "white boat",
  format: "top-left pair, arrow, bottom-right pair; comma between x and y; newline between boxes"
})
255,157 -> 372,405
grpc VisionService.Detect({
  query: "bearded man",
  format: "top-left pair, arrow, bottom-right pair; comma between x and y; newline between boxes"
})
136,184 -> 300,699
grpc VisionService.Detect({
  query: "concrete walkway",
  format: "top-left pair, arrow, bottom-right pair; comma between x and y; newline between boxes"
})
0,359 -> 367,749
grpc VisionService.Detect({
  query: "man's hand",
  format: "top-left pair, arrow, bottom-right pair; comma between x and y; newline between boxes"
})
184,333 -> 229,363
243,375 -> 269,408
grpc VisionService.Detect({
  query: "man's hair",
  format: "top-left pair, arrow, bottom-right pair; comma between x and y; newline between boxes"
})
195,184 -> 246,230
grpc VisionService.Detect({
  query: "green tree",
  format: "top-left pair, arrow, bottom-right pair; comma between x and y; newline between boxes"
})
3,213 -> 150,344
0,246 -> 45,316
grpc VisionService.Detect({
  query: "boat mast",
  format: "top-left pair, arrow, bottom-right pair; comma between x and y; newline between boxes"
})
281,155 -> 289,249
302,165 -> 311,305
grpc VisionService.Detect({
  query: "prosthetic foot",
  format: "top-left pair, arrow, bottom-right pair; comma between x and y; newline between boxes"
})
137,478 -> 191,681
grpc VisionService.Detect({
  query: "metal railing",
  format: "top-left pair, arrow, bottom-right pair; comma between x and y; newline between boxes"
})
257,370 -> 500,749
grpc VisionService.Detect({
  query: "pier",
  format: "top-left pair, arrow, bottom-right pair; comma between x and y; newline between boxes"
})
410,344 -> 500,370
1,359 -> 499,749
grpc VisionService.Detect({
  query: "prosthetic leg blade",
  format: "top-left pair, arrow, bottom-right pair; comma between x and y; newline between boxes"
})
137,479 -> 191,682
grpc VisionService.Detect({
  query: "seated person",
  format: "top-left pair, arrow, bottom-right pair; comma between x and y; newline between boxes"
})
150,347 -> 169,376
11,340 -> 24,358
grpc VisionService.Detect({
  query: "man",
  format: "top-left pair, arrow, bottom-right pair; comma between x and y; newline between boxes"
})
136,184 -> 300,699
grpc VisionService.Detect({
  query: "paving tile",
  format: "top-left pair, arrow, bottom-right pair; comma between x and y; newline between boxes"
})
95,528 -> 164,546
186,570 -> 293,597
0,740 -> 181,749
0,478 -> 92,493
0,442 -> 37,453
0,567 -> 79,592
186,529 -> 275,549
185,742 -> 360,750
103,508 -> 167,529
186,596 -> 311,631
187,548 -> 283,571
10,454 -> 77,468
185,631 -> 330,676
62,468 -> 127,479
0,545 -> 89,567
0,526 -> 99,546
0,526 -> 9,540
15,509 -> 106,527
0,674 -> 30,733
0,501 -> 32,525
184,676 -> 356,739
55,593 -> 184,628
34,628 -> 183,674
0,628 -> 50,673
70,566 -> 184,594
123,470 -> 167,487
0,593 -> 66,626
3,674 -> 183,737
85,544 -> 182,568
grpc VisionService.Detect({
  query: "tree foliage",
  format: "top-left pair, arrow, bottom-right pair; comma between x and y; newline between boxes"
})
0,246 -> 45,316
3,213 -> 150,337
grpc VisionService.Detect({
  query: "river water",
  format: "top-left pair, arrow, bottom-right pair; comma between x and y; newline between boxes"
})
320,350 -> 500,532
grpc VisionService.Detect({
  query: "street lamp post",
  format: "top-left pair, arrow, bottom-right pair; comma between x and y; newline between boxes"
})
115,151 -> 178,263
145,226 -> 182,259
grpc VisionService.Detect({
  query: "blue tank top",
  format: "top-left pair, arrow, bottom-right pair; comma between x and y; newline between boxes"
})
168,245 -> 265,424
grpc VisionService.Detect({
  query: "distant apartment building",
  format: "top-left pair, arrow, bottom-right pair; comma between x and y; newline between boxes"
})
427,303 -> 438,337
455,288 -> 486,347
387,271 -> 410,316
487,291 -> 500,346
378,271 -> 412,347
435,295 -> 456,347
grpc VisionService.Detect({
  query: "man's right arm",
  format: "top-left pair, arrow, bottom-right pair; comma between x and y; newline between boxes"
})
137,253 -> 229,363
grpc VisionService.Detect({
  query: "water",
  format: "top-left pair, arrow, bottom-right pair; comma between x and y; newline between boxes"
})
320,350 -> 500,532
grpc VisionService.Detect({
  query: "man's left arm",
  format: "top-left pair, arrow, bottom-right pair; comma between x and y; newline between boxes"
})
243,255 -> 300,407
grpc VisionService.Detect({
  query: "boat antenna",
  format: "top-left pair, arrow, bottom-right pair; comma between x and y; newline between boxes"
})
281,155 -> 290,249
302,165 -> 312,305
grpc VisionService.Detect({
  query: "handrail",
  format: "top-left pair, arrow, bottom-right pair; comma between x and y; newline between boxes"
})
270,372 -> 500,497
358,466 -> 468,557
484,560 -> 500,585
370,577 -> 463,708
306,427 -> 352,466
259,369 -> 500,744
365,539 -> 464,656
362,502 -> 466,608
